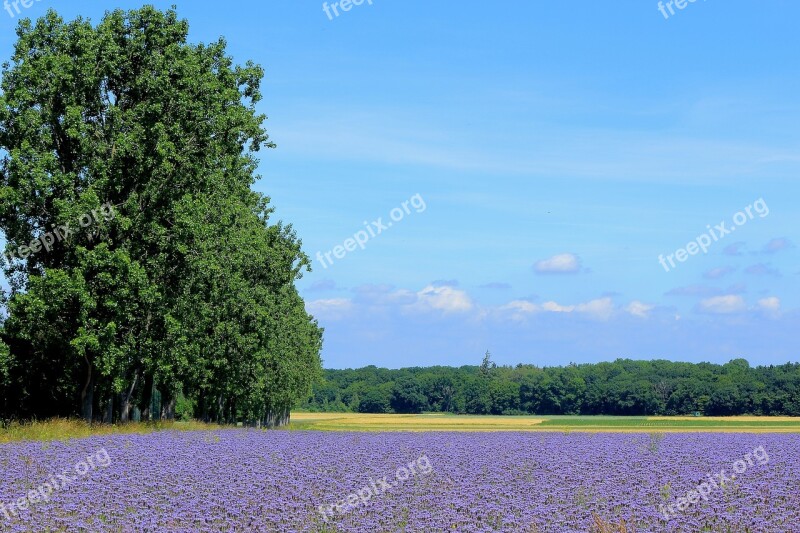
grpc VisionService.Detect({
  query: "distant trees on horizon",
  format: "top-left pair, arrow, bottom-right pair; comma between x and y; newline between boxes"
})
303,357 -> 800,417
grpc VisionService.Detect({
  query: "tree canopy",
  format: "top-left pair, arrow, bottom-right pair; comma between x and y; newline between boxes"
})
302,359 -> 800,417
0,6 -> 321,426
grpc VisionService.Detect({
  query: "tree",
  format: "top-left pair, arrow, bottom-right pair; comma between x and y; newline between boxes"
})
488,379 -> 520,414
359,384 -> 393,413
304,359 -> 800,418
0,6 -> 321,425
391,376 -> 427,414
464,376 -> 492,414
480,350 -> 496,377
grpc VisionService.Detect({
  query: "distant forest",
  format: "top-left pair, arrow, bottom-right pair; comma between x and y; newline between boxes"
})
302,355 -> 800,416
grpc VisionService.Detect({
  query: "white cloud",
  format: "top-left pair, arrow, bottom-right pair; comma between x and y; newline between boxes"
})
574,298 -> 616,320
625,300 -> 655,318
499,297 -> 615,321
306,298 -> 353,320
696,295 -> 747,315
756,297 -> 781,318
412,284 -> 474,314
541,301 -> 572,313
352,284 -> 417,306
758,296 -> 781,311
534,253 -> 581,274
498,300 -> 540,322
501,300 -> 539,313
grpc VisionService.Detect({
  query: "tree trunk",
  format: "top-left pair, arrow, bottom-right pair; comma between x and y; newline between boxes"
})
102,396 -> 113,423
80,357 -> 94,422
200,390 -> 209,422
160,390 -> 175,420
141,373 -> 154,421
216,395 -> 224,424
121,370 -> 139,423
263,404 -> 291,428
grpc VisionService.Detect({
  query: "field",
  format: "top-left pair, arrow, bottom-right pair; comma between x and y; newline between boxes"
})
2,416 -> 799,531
290,412 -> 800,433
0,428 -> 797,532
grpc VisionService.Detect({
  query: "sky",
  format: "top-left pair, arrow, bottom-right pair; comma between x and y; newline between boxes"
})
0,1 -> 798,369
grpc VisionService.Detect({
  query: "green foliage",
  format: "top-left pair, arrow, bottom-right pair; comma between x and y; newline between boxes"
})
0,337 -> 10,389
390,376 -> 427,414
174,393 -> 195,422
0,6 -> 321,426
359,384 -> 393,414
479,350 -> 496,377
303,359 -> 800,417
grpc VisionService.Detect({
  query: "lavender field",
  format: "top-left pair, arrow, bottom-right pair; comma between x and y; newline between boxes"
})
1,430 -> 798,532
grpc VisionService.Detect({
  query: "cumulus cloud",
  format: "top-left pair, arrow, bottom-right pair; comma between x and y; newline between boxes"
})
311,284 -> 477,320
696,295 -> 746,315
539,301 -> 574,313
574,298 -> 615,320
533,253 -> 582,274
757,296 -> 781,313
309,276 -> 789,337
625,300 -> 655,318
499,300 -> 540,321
499,297 -> 615,321
412,284 -> 474,314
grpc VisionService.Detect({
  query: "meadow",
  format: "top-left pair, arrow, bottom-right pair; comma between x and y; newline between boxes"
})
0,419 -> 225,444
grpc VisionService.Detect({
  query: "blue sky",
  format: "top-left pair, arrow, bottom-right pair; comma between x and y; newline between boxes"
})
1,1 -> 798,368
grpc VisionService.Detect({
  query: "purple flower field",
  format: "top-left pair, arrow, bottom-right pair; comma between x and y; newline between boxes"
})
0,431 -> 798,532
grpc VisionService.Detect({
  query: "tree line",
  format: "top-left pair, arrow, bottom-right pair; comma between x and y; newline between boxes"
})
302,354 -> 800,416
0,7 -> 322,426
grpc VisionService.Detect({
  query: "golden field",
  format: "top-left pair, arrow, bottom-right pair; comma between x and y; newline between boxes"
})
290,412 -> 800,433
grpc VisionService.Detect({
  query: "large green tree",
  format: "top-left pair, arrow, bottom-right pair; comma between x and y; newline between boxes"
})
0,6 -> 321,426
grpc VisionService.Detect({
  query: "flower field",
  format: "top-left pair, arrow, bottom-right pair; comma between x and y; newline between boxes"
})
0,430 -> 797,532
